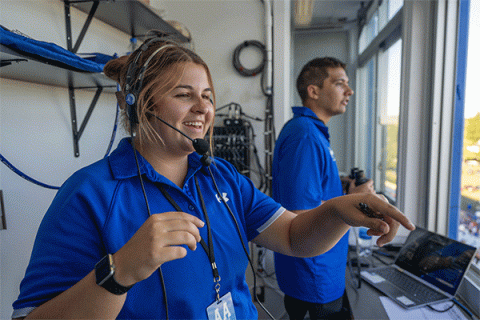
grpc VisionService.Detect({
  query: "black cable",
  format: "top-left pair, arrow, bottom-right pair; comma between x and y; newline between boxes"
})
210,109 -> 267,191
427,302 -> 455,312
245,121 -> 267,192
131,138 -> 169,320
232,40 -> 266,77
104,85 -> 121,158
206,165 -> 276,320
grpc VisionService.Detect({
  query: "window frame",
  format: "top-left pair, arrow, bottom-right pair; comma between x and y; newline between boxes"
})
449,0 -> 470,239
355,1 -> 469,239
355,7 -> 402,203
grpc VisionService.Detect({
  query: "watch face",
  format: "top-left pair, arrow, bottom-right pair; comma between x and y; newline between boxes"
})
95,254 -> 114,285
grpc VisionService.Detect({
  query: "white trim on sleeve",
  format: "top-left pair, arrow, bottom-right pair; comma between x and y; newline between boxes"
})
256,207 -> 286,233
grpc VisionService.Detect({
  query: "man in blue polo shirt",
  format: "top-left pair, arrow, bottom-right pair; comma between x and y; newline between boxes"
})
272,57 -> 375,320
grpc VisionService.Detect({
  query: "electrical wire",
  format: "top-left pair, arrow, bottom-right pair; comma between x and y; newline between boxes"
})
131,137 -> 169,320
232,40 -> 266,77
452,298 -> 474,319
104,85 -> 121,158
0,153 -> 60,190
213,103 -> 267,191
206,164 -> 276,320
427,302 -> 455,313
1,94 -> 121,189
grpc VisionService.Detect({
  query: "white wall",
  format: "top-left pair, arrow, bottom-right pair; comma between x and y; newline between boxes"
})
155,0 -> 291,180
1,2 -> 130,318
0,0 -> 291,317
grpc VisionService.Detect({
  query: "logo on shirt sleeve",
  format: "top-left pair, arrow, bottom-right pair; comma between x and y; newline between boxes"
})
329,147 -> 337,162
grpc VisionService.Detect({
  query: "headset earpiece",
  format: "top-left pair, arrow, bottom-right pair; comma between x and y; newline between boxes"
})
124,53 -> 141,126
124,39 -> 176,128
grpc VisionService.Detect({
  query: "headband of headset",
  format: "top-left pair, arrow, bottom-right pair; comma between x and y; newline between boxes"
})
124,38 -> 176,126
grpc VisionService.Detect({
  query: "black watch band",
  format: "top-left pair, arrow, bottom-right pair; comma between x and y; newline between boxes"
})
95,254 -> 133,295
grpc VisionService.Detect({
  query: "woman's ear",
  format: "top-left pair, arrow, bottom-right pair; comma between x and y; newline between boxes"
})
115,91 -> 127,110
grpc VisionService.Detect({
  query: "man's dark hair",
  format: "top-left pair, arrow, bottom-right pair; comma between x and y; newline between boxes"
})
296,57 -> 346,103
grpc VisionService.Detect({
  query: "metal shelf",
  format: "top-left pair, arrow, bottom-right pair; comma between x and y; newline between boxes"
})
68,0 -> 190,43
0,44 -> 117,91
1,0 -> 188,157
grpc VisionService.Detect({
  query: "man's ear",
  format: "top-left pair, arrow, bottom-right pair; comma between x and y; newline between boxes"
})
306,84 -> 320,100
115,91 -> 127,110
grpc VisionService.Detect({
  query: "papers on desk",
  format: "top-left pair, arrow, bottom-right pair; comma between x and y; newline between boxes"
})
380,296 -> 469,320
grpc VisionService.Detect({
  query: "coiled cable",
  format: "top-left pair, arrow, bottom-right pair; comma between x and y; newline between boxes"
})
232,40 -> 266,77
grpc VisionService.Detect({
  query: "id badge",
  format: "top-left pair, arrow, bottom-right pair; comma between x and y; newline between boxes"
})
206,292 -> 237,320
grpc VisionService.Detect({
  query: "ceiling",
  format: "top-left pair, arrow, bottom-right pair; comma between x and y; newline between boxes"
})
292,0 -> 370,31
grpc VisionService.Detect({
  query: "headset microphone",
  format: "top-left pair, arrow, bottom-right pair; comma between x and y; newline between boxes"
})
146,112 -> 212,165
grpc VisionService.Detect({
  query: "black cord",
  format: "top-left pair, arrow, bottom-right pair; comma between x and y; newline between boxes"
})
104,85 -> 121,158
131,139 -> 169,320
427,302 -> 455,312
232,40 -> 266,77
210,108 -> 267,191
206,165 -> 276,320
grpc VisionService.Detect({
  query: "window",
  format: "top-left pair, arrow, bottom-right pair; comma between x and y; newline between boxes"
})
358,0 -> 403,53
376,40 -> 402,202
457,0 -> 480,266
358,12 -> 378,53
356,0 -> 403,204
379,0 -> 403,28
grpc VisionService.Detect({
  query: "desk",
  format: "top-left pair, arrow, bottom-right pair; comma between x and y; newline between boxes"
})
345,249 -> 392,319
345,248 -> 477,320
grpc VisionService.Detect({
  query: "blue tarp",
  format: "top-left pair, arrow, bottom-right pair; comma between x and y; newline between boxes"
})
0,25 -> 113,73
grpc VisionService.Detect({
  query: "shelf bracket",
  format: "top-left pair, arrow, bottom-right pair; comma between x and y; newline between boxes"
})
68,75 -> 103,157
64,0 -> 104,157
64,0 -> 100,53
0,58 -> 28,67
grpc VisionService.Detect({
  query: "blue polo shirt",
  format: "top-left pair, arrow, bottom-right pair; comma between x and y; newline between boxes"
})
272,107 -> 348,304
13,138 -> 285,319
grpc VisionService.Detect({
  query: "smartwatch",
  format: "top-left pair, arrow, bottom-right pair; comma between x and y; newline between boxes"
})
95,254 -> 133,295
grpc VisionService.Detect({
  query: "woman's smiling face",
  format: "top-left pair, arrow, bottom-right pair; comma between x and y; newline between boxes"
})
151,62 -> 214,155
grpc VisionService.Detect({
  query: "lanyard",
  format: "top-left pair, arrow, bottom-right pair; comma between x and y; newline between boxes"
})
156,176 -> 222,301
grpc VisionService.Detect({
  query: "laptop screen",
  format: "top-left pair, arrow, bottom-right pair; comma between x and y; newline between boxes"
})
395,227 -> 476,296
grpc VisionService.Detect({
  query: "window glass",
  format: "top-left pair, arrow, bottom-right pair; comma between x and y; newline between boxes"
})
388,0 -> 403,19
356,57 -> 376,174
360,0 -> 403,54
458,0 -> 480,267
359,12 -> 378,53
379,0 -> 403,29
377,40 -> 402,203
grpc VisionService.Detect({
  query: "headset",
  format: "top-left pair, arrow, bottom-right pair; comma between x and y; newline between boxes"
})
122,38 -> 275,320
124,38 -> 174,127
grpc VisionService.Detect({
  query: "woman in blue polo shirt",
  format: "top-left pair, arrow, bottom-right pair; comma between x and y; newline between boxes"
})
12,38 -> 414,319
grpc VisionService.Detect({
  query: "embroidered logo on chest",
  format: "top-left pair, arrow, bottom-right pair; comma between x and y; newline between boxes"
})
215,192 -> 230,203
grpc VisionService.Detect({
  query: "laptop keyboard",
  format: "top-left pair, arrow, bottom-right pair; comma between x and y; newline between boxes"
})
374,268 -> 446,304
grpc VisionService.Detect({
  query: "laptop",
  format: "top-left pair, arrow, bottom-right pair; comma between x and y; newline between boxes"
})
360,226 -> 477,309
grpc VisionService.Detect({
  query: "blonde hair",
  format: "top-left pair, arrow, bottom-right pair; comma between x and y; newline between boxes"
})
104,38 -> 216,149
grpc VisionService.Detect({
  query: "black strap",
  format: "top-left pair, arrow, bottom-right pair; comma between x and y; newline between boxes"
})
156,180 -> 220,281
